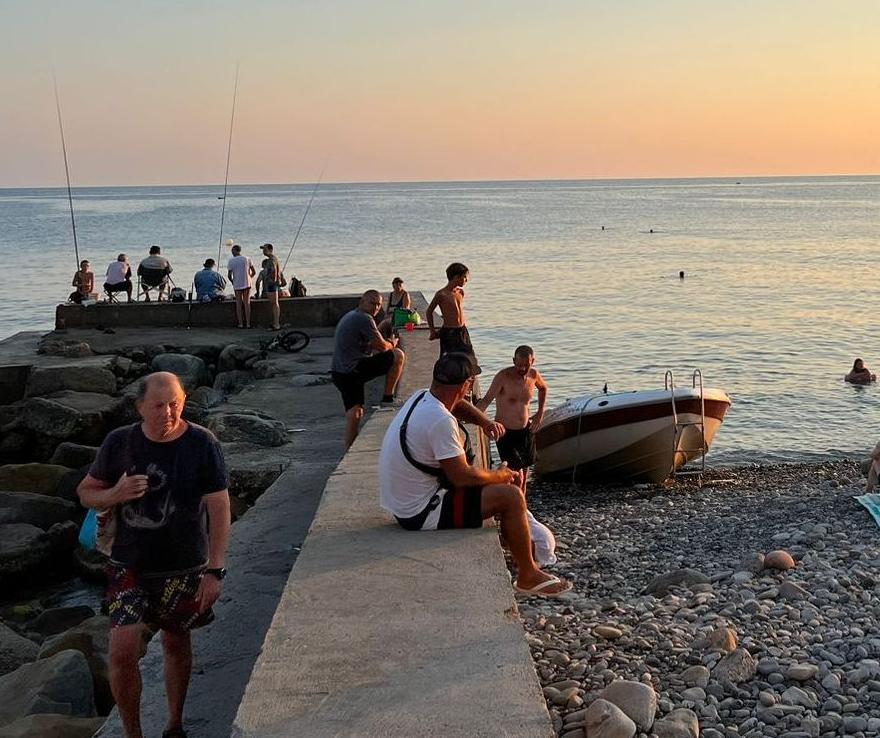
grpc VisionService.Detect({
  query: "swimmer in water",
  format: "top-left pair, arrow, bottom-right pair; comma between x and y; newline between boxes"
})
845,358 -> 876,384
679,271 -> 685,280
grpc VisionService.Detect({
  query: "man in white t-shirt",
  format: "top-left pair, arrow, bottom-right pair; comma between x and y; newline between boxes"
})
227,244 -> 256,329
378,352 -> 572,598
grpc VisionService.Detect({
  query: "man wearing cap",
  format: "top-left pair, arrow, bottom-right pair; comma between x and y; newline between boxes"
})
331,290 -> 406,448
193,259 -> 227,302
138,245 -> 173,302
378,352 -> 572,598
260,243 -> 282,330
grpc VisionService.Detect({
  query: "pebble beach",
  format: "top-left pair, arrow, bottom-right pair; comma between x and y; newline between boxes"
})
520,461 -> 880,738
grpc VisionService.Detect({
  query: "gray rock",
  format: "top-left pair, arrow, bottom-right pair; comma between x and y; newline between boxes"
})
38,616 -> 113,714
680,687 -> 706,703
779,581 -> 809,600
150,353 -> 209,392
205,413 -> 287,447
0,650 -> 95,724
217,344 -> 261,371
213,370 -> 254,395
48,442 -> 98,469
0,465 -> 72,495
26,366 -> 116,398
786,663 -> 818,682
712,648 -> 756,684
30,607 -> 95,638
584,698 -> 636,738
653,708 -> 699,738
0,491 -> 77,529
37,340 -> 92,358
781,685 -> 817,708
0,623 -> 37,678
704,626 -> 737,652
642,568 -> 710,596
288,373 -> 332,387
47,521 -> 79,555
600,679 -> 657,731
0,714 -> 106,738
738,552 -> 765,572
681,665 -> 711,688
594,625 -> 624,640
187,386 -> 225,409
0,524 -> 52,582
20,392 -> 122,444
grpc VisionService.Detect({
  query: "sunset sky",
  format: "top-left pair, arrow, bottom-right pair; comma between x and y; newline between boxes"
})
1,0 -> 878,187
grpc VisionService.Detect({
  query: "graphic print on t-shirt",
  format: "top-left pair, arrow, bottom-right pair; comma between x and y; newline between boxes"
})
120,462 -> 177,530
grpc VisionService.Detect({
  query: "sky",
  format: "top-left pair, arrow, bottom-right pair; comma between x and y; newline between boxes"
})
1,0 -> 878,187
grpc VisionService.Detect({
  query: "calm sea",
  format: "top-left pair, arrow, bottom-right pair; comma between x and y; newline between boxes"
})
2,176 -> 879,465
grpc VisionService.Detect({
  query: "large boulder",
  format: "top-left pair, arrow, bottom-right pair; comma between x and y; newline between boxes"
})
26,367 -> 116,398
0,650 -> 95,725
205,413 -> 287,447
218,344 -> 261,371
0,524 -> 52,583
0,623 -> 37,678
150,353 -> 209,392
187,386 -> 225,409
19,393 -> 122,444
30,607 -> 95,639
37,340 -> 93,359
0,492 -> 77,529
0,465 -> 72,496
599,680 -> 657,731
39,616 -> 112,714
0,714 -> 106,738
213,370 -> 253,395
48,443 -> 98,469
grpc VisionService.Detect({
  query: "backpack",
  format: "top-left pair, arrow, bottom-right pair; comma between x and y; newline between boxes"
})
290,277 -> 307,297
169,287 -> 187,302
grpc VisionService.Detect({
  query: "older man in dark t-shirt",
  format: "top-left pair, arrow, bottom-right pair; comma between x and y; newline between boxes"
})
78,372 -> 230,738
331,289 -> 406,448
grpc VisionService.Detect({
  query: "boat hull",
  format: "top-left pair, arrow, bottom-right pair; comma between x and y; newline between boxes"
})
534,390 -> 730,484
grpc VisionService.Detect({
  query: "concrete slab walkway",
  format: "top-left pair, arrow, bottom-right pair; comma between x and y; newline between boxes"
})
232,330 -> 552,737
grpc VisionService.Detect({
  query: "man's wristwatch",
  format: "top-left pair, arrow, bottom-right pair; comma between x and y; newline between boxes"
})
205,567 -> 227,581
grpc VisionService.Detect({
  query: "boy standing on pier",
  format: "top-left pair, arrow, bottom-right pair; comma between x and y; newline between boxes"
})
427,262 -> 479,370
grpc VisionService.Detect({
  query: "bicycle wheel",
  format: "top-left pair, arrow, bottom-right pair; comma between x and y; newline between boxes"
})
278,329 -> 310,353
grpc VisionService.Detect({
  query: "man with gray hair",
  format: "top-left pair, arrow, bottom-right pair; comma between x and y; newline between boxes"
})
78,372 -> 231,738
331,289 -> 406,448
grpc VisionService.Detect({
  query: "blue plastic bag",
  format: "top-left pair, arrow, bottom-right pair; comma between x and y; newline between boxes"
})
78,508 -> 98,550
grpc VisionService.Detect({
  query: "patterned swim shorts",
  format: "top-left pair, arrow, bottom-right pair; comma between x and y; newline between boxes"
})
106,564 -> 215,632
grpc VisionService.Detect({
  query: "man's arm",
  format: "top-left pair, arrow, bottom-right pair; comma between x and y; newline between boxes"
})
452,399 -> 505,440
195,489 -> 231,612
532,370 -> 549,430
426,291 -> 440,338
248,260 -> 256,277
78,472 -> 148,510
476,373 -> 503,412
439,453 -> 518,488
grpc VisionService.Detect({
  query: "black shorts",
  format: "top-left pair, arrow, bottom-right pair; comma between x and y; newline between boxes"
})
438,326 -> 480,371
332,350 -> 395,410
495,423 -> 535,470
394,486 -> 484,531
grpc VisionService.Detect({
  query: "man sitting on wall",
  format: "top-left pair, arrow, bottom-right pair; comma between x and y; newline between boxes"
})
378,352 -> 572,598
138,245 -> 173,302
193,259 -> 227,302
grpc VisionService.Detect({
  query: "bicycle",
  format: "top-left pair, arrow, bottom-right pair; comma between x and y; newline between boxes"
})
261,328 -> 310,353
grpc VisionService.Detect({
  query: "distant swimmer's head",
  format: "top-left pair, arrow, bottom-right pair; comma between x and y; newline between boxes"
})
446,262 -> 469,286
149,245 -> 161,255
513,345 -> 535,376
679,271 -> 685,279
854,358 -> 865,372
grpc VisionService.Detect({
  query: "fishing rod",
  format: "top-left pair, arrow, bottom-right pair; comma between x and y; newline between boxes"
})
282,168 -> 324,275
216,63 -> 239,264
53,74 -> 80,270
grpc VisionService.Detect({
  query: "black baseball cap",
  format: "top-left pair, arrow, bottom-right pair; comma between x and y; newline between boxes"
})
433,352 -> 481,385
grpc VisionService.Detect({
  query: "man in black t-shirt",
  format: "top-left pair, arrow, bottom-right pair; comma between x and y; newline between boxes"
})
78,372 -> 230,738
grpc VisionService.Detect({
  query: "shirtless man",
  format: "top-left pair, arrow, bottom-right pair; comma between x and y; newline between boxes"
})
426,262 -> 479,368
477,345 -> 548,495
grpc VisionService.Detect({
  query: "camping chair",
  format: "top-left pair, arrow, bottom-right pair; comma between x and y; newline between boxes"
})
137,266 -> 172,302
103,280 -> 132,304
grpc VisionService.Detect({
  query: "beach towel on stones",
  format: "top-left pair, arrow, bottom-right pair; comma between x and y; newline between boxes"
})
855,494 -> 880,527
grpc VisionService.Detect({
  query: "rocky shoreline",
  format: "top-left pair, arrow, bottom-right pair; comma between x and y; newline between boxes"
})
0,329 -> 332,736
521,460 -> 880,738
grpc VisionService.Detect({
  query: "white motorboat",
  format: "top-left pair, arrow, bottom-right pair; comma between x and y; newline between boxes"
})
534,371 -> 731,484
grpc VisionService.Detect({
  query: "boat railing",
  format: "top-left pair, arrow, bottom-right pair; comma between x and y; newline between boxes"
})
667,369 -> 708,482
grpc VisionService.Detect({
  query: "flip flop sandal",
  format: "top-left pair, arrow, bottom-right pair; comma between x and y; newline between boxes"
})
513,575 -> 573,599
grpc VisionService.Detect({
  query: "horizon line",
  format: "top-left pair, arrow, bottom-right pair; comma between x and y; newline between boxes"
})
2,171 -> 879,192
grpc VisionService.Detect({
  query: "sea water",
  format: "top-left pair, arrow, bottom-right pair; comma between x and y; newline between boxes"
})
2,176 -> 879,464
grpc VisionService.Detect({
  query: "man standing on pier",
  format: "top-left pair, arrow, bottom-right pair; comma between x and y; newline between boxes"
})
331,289 -> 406,448
78,372 -> 231,738
477,345 -> 547,496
